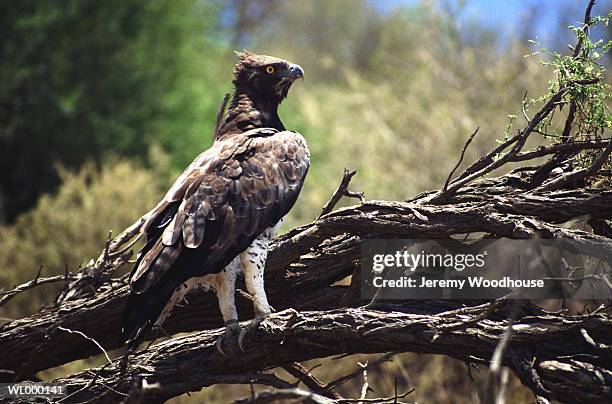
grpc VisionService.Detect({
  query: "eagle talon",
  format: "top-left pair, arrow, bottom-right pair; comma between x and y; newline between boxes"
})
215,335 -> 227,356
237,314 -> 268,352
215,320 -> 241,356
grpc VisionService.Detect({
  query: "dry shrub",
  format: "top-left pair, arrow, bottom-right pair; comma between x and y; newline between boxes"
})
0,155 -> 169,318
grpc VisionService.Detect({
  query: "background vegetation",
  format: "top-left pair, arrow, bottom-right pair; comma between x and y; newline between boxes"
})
1,0 -> 610,402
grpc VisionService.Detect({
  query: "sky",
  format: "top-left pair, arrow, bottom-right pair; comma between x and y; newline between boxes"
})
375,0 -> 611,48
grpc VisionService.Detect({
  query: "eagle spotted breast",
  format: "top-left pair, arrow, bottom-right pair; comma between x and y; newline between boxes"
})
120,51 -> 309,353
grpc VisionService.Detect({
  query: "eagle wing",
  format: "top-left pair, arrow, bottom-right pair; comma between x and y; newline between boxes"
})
121,128 -> 309,342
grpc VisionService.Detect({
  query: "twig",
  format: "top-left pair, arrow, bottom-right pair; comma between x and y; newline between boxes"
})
422,87 -> 568,204
339,388 -> 414,403
561,0 -> 596,144
561,102 -> 577,143
393,377 -> 399,404
107,232 -> 142,259
57,326 -> 113,365
57,217 -> 147,304
450,132 -> 521,184
235,388 -> 336,404
528,153 -> 570,190
510,139 -> 610,162
214,93 -> 231,140
588,218 -> 612,238
282,363 -> 342,399
318,168 -> 364,218
101,230 -> 112,266
358,361 -> 369,402
572,0 -> 596,58
423,19 -> 603,205
210,372 -> 295,389
0,269 -> 78,307
326,353 -> 396,391
482,303 -> 518,404
107,216 -> 145,254
543,274 -> 612,292
95,378 -> 129,398
521,91 -> 531,123
534,139 -> 612,192
580,328 -> 611,351
56,363 -> 111,403
443,127 -> 479,193
235,387 -> 414,404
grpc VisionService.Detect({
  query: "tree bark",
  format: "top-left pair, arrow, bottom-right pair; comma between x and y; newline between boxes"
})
2,190 -> 610,381
13,304 -> 610,403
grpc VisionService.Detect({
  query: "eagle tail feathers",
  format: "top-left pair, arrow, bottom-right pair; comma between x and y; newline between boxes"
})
120,279 -> 176,349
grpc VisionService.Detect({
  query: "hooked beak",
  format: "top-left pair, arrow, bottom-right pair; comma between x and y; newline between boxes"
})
287,63 -> 304,80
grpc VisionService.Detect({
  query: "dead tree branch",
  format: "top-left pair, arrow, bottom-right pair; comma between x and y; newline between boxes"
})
535,140 -> 612,192
0,270 -> 75,308
443,127 -> 479,193
1,190 -> 612,381
282,363 -> 342,400
319,168 -> 365,218
11,306 -> 610,403
235,388 -> 334,404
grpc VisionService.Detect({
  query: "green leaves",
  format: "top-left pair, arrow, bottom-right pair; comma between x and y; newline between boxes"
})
520,12 -> 611,139
0,0 -> 226,221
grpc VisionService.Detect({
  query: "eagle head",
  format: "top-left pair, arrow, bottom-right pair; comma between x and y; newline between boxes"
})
233,50 -> 304,104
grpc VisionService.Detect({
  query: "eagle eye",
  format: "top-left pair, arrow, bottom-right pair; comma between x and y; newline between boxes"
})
265,65 -> 275,74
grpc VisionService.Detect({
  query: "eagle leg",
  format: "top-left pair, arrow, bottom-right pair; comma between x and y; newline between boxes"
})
215,319 -> 241,356
236,232 -> 276,352
209,257 -> 241,356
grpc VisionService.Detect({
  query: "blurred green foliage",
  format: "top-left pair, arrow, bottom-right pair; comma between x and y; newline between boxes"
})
0,0 -> 227,222
273,2 -> 553,218
0,151 -> 173,317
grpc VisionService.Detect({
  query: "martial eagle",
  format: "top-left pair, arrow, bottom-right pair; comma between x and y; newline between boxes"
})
120,51 -> 309,354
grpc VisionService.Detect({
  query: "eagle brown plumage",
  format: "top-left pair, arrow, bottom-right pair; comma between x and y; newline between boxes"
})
120,51 -> 309,352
